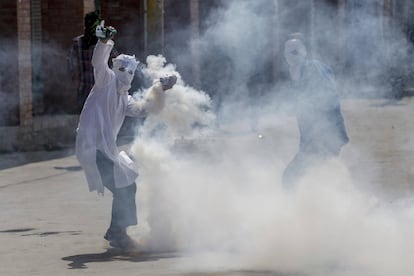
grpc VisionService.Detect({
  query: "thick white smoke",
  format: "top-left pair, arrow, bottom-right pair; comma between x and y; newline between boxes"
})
127,58 -> 414,276
126,1 -> 414,276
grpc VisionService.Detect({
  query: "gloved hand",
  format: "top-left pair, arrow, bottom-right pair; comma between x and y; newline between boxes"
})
160,75 -> 177,91
96,20 -> 117,41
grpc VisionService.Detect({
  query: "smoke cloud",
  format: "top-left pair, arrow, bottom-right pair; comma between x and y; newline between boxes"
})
126,1 -> 414,276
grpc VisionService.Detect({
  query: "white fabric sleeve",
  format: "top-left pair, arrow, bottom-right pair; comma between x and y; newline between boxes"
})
126,82 -> 166,117
92,40 -> 114,88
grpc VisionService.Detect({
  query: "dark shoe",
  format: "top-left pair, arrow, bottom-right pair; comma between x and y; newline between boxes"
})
104,228 -> 140,251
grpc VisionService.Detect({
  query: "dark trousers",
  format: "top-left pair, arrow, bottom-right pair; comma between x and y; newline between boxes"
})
96,151 -> 137,230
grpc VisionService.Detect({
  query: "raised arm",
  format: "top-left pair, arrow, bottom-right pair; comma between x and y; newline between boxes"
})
91,39 -> 114,87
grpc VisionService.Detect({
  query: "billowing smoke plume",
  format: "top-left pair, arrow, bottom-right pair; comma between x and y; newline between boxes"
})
127,1 -> 414,276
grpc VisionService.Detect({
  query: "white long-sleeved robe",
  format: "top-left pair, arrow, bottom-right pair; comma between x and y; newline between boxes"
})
76,40 -> 165,194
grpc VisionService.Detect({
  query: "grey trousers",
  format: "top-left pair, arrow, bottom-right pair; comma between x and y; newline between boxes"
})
96,151 -> 137,230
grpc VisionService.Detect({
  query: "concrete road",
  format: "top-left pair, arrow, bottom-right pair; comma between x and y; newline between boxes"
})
0,98 -> 413,276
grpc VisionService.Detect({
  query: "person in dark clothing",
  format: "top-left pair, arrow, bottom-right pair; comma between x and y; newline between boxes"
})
68,11 -> 118,112
282,35 -> 349,189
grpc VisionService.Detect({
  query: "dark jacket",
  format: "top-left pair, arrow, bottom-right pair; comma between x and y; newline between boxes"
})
291,60 -> 349,156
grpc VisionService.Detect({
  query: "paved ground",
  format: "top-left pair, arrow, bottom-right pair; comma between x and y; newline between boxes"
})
0,98 -> 413,276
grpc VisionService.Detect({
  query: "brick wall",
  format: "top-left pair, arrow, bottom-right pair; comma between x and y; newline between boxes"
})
164,0 -> 191,83
5,0 -> 406,152
0,0 -> 19,126
16,0 -> 34,149
100,0 -> 143,58
0,115 -> 79,152
146,0 -> 164,55
40,0 -> 85,114
84,0 -> 96,14
17,0 -> 33,128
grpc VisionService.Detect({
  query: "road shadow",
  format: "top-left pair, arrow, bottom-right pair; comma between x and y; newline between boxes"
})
0,228 -> 81,237
0,148 -> 75,170
53,166 -> 82,171
62,250 -> 178,269
21,230 -> 81,237
0,228 -> 36,233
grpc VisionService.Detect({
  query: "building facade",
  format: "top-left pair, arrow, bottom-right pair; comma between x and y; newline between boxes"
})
0,0 -> 412,151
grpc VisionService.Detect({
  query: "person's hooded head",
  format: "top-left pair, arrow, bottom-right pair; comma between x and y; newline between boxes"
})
112,54 -> 140,93
284,38 -> 307,68
83,11 -> 101,48
284,34 -> 308,81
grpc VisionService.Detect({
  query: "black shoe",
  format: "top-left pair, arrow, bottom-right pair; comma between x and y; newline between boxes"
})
104,229 -> 139,251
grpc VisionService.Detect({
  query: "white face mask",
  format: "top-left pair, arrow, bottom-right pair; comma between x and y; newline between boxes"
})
112,54 -> 139,93
284,39 -> 307,67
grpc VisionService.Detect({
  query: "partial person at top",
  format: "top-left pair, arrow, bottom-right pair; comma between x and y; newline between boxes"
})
67,11 -> 119,113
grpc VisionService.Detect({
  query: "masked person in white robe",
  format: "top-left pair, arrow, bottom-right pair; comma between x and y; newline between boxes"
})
282,34 -> 349,189
76,21 -> 176,250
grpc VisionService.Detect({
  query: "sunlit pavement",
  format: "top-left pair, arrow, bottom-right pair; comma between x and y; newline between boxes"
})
0,98 -> 413,276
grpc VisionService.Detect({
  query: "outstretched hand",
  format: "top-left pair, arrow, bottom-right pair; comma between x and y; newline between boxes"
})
160,75 -> 177,91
